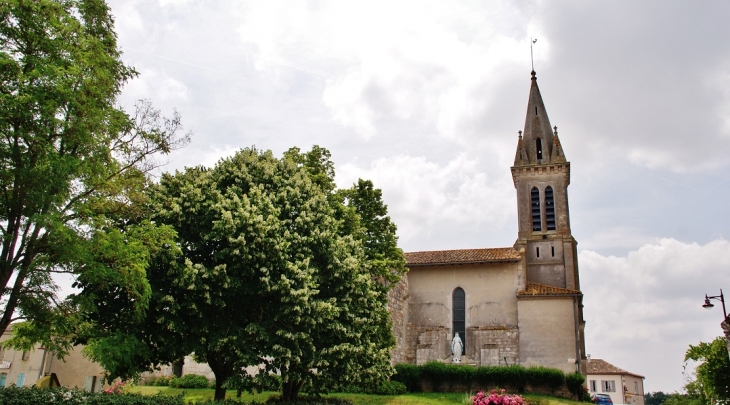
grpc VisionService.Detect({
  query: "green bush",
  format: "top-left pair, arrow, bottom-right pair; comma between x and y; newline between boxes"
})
0,386 -> 187,405
392,362 -> 573,393
526,367 -> 564,391
392,363 -> 421,392
565,372 -> 586,399
169,373 -> 210,389
265,395 -> 353,405
371,380 -> 407,395
155,375 -> 172,386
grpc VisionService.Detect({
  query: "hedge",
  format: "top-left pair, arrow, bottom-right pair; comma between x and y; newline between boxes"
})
0,386 -> 354,405
392,362 -> 579,394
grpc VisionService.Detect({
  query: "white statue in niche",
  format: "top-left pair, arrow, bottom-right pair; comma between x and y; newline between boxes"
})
451,333 -> 463,363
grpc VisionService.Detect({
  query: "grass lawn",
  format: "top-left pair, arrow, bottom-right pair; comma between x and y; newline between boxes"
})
128,386 -> 583,405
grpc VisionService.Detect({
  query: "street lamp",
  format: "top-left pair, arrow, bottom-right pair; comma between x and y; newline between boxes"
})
702,289 -> 727,319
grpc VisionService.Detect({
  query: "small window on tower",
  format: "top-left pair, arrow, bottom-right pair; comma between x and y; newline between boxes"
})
551,246 -> 555,257
531,187 -> 541,231
536,247 -> 540,258
536,138 -> 543,160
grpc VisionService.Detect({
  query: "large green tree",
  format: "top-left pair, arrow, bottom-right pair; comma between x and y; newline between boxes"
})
684,337 -> 730,405
126,147 -> 404,400
0,0 -> 188,349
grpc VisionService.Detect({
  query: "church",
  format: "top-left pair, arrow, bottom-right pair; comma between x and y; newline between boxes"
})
388,71 -> 587,374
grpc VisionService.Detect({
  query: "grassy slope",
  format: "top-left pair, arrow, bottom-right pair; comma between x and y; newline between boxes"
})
129,387 -> 583,405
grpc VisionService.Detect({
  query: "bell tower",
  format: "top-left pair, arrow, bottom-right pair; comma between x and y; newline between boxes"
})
512,71 -> 578,291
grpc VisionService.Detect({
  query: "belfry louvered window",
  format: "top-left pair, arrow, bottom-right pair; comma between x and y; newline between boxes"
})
453,287 -> 465,355
531,187 -> 541,231
545,186 -> 555,231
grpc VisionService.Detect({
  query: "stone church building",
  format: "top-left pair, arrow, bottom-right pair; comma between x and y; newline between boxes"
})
388,71 -> 587,374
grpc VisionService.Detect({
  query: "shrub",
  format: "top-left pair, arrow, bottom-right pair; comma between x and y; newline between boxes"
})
0,386 -> 187,405
371,380 -> 407,395
565,372 -> 587,399
155,376 -> 172,386
526,367 -> 564,391
472,389 -> 525,405
266,395 -> 353,405
169,373 -> 210,389
393,363 -> 421,392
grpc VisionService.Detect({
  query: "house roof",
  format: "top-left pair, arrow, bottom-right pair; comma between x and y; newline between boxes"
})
587,359 -> 645,379
404,247 -> 521,266
517,282 -> 581,296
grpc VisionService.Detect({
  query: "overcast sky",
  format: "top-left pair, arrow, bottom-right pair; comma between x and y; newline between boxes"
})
105,0 -> 730,393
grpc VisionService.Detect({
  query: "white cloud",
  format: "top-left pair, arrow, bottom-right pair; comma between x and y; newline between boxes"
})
581,238 -> 730,392
337,153 -> 514,247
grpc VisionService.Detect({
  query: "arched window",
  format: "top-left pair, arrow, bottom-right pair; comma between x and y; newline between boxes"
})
453,287 -> 465,355
536,138 -> 543,160
545,186 -> 555,231
531,187 -> 541,231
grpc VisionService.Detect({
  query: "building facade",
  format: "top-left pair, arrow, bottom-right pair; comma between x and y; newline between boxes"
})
587,359 -> 645,405
0,326 -> 107,390
389,71 -> 587,374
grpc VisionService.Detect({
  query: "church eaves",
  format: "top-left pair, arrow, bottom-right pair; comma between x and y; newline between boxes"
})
513,71 -> 564,166
404,247 -> 521,266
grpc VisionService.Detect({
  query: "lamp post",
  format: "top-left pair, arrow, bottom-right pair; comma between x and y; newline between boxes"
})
702,289 -> 727,319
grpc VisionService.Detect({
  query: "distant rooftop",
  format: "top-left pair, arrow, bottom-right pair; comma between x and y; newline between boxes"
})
587,359 -> 645,379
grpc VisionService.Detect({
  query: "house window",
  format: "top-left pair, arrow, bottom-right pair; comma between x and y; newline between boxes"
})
545,186 -> 555,230
453,287 -> 465,355
536,138 -> 543,160
0,344 -> 4,360
16,372 -> 25,387
602,380 -> 616,392
590,380 -> 597,392
635,381 -> 639,394
0,372 -> 6,388
531,187 -> 541,231
22,351 -> 30,361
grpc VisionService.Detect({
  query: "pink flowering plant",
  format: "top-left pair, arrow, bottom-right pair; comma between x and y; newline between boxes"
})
472,389 -> 525,405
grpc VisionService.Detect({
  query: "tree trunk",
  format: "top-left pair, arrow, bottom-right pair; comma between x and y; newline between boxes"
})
282,379 -> 304,401
172,359 -> 183,378
207,351 -> 236,401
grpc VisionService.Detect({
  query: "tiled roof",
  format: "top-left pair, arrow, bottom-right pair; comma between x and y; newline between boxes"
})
517,282 -> 581,296
404,247 -> 521,266
587,359 -> 644,379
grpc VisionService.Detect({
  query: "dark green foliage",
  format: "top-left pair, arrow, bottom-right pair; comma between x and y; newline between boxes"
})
0,0 -> 189,349
227,372 -> 282,395
645,392 -> 670,405
565,372 -> 586,399
154,376 -> 172,386
168,374 -> 210,389
527,367 -> 565,391
393,364 -> 421,392
0,386 -> 186,405
266,395 -> 353,405
391,362 -> 574,393
684,337 -> 730,404
371,381 -> 407,395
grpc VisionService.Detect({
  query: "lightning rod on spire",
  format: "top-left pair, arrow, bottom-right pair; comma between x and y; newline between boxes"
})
531,38 -> 537,72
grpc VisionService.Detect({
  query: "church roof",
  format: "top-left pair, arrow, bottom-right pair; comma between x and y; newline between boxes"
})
587,359 -> 645,379
404,247 -> 521,266
517,282 -> 581,296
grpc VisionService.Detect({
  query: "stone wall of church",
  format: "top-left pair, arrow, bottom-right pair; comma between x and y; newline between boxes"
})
467,326 -> 519,366
387,275 -> 410,365
517,296 -> 579,374
400,262 -> 521,365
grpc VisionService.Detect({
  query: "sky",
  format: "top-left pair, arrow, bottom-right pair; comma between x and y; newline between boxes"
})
105,0 -> 730,393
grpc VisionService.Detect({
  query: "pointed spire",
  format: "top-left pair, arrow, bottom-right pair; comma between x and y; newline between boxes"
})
550,126 -> 567,163
513,71 -> 565,166
514,130 -> 528,165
